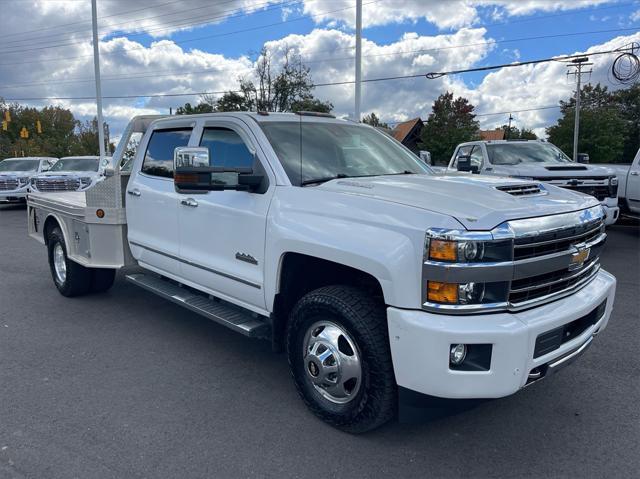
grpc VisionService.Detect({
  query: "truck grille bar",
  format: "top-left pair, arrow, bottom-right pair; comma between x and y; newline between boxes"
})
0,178 -> 19,191
35,178 -> 81,192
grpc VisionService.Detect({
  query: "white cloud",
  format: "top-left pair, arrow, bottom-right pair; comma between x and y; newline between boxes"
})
631,9 -> 640,22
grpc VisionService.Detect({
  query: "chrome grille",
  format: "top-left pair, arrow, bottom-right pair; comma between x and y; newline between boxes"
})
35,178 -> 81,192
563,184 -> 613,201
0,178 -> 19,191
495,184 -> 543,196
509,258 -> 600,305
514,217 -> 604,260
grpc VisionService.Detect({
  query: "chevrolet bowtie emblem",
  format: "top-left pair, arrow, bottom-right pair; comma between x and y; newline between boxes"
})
569,247 -> 590,271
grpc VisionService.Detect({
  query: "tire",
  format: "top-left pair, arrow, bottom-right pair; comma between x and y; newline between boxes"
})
90,268 -> 116,293
286,286 -> 397,433
47,227 -> 91,297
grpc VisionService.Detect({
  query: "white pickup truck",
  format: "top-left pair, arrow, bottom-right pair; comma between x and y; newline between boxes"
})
600,148 -> 640,219
446,140 -> 620,225
26,113 -> 616,432
0,157 -> 57,204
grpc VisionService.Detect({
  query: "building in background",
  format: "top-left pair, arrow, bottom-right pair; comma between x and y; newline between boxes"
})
392,118 -> 424,155
480,129 -> 505,141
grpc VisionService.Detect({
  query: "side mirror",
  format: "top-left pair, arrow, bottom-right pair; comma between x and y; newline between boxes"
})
419,150 -> 432,165
457,155 -> 472,172
577,153 -> 590,164
173,146 -> 263,193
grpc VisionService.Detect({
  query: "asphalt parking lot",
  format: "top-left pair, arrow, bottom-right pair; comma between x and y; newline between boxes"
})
0,205 -> 638,479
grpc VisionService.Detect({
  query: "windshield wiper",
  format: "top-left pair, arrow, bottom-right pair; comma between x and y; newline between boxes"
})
301,174 -> 349,186
379,170 -> 416,176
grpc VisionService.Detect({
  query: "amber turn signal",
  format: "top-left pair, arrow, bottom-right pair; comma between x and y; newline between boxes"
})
427,281 -> 458,304
429,239 -> 457,261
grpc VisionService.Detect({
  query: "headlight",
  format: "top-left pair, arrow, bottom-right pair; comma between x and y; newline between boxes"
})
427,238 -> 511,263
609,176 -> 618,186
17,177 -> 30,187
79,177 -> 92,189
424,228 -> 513,310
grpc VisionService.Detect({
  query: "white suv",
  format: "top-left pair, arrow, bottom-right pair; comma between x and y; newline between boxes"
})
0,157 -> 57,204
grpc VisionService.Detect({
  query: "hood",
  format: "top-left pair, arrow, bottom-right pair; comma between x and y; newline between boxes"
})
495,162 -> 614,178
0,171 -> 36,177
37,170 -> 98,177
318,174 -> 599,230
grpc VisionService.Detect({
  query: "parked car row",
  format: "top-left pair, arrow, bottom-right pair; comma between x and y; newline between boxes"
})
23,113 -> 617,433
0,156 -> 104,203
422,139 -> 625,225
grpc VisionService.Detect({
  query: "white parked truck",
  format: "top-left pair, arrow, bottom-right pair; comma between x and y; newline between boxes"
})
30,156 -> 104,193
0,157 -> 57,204
446,140 -> 620,225
27,113 -> 616,432
600,148 -> 640,219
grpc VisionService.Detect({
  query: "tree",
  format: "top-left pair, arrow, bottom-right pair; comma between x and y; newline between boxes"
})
611,84 -> 640,163
176,47 -> 332,115
0,100 -> 111,159
362,112 -> 388,128
418,92 -> 480,165
175,102 -> 214,115
500,124 -> 537,140
546,83 -> 627,163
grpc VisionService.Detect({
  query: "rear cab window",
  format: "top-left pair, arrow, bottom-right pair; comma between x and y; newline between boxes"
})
142,128 -> 192,178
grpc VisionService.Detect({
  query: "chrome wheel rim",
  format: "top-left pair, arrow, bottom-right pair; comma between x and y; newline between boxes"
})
302,321 -> 362,404
53,243 -> 67,284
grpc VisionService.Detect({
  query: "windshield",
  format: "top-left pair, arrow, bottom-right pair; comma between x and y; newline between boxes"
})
0,159 -> 39,172
486,142 -> 572,165
50,158 -> 99,172
259,121 -> 430,186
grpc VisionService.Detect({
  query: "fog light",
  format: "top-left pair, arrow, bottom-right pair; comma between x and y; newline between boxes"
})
450,344 -> 467,366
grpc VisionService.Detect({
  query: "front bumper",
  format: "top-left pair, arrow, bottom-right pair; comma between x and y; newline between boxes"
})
0,187 -> 28,202
602,202 -> 620,225
388,269 -> 616,399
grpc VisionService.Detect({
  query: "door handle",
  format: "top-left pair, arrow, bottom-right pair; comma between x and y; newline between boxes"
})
181,198 -> 198,207
631,171 -> 639,176
127,189 -> 141,197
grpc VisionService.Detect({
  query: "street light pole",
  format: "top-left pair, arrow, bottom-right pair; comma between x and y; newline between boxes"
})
91,0 -> 106,161
567,56 -> 592,162
354,0 -> 362,122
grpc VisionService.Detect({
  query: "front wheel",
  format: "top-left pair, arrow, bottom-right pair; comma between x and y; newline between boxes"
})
287,286 -> 397,433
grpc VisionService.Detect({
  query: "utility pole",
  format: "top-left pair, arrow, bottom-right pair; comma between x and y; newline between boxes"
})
506,113 -> 513,139
567,56 -> 592,161
354,0 -> 362,122
91,0 -> 106,162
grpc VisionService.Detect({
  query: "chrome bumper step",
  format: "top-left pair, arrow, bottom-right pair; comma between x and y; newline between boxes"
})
126,273 -> 270,338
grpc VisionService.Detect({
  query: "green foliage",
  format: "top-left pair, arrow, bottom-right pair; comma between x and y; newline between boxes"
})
546,83 -> 633,163
500,124 -> 537,140
418,92 -> 480,165
0,99 -> 112,159
177,47 -> 332,115
362,112 -> 388,128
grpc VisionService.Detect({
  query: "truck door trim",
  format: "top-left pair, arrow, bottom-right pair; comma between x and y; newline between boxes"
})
129,240 -> 261,289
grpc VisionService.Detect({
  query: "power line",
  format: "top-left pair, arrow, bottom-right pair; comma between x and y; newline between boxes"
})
0,1 -> 377,56
2,45 -> 632,102
0,0 -> 299,51
2,26 -> 637,89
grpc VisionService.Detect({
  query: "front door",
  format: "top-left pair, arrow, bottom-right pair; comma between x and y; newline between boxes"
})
126,127 -> 192,276
627,149 -> 640,214
177,120 -> 274,311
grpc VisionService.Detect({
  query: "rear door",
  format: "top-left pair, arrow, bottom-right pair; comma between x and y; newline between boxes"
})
177,118 -> 274,311
126,126 -> 193,276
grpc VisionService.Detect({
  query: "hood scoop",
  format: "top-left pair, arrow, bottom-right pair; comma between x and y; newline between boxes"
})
544,166 -> 587,171
495,183 -> 545,196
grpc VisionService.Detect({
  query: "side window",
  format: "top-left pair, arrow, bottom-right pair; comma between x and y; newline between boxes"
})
199,127 -> 254,169
142,128 -> 192,178
470,146 -> 484,170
